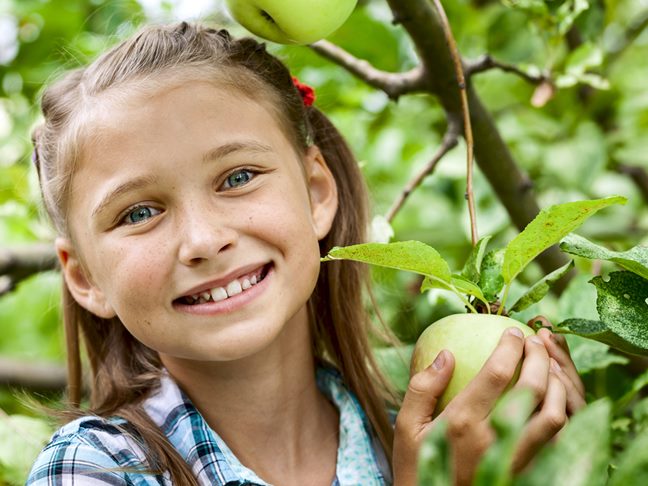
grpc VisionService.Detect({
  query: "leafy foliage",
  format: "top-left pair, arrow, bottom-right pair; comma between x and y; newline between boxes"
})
1,0 -> 648,484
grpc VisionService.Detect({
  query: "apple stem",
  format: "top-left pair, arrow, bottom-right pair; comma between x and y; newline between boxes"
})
498,284 -> 511,316
430,0 -> 478,247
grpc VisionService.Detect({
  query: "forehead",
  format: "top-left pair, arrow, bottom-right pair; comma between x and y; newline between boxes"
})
79,79 -> 294,162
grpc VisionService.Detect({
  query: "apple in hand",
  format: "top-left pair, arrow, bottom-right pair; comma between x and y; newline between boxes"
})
225,0 -> 358,45
410,314 -> 534,415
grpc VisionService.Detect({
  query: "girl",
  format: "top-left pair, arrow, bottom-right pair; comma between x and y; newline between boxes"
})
27,22 -> 584,485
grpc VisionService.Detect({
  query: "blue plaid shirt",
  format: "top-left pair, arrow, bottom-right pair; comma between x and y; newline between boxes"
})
27,367 -> 391,485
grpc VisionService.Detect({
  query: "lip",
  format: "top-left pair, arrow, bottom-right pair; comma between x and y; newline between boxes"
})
175,262 -> 270,299
173,264 -> 273,315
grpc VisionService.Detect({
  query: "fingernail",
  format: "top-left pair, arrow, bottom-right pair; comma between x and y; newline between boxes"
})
506,327 -> 524,339
529,336 -> 543,345
432,350 -> 446,371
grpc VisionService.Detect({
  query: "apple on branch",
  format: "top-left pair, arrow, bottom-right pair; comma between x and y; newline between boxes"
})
225,0 -> 358,45
322,196 -> 627,415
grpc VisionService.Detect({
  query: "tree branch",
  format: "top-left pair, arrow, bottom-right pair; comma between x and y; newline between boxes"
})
309,40 -> 425,99
386,119 -> 460,223
615,163 -> 648,204
0,244 -> 58,297
466,54 -> 548,85
0,357 -> 66,392
385,0 -> 570,279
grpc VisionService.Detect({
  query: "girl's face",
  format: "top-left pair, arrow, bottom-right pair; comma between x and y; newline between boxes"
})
58,80 -> 338,363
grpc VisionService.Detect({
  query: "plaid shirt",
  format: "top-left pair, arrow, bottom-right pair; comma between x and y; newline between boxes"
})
27,367 -> 391,485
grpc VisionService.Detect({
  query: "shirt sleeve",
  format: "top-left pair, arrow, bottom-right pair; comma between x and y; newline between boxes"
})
27,436 -> 130,485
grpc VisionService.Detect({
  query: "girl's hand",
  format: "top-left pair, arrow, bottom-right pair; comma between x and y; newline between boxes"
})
393,326 -> 575,486
530,315 -> 586,416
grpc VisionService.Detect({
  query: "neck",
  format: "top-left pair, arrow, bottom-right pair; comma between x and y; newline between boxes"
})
159,305 -> 339,484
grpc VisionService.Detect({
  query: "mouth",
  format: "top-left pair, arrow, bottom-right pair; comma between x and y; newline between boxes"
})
174,263 -> 272,306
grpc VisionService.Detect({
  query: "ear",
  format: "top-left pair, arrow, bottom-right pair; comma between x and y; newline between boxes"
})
304,145 -> 338,240
55,237 -> 116,319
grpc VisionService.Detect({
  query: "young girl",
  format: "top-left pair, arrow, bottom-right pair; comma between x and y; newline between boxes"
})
27,22 -> 584,485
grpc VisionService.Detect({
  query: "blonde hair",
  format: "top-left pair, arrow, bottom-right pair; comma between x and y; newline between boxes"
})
33,22 -> 396,483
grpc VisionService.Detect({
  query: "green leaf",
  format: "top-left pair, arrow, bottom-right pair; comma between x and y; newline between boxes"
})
509,260 -> 574,314
417,420 -> 452,486
474,389 -> 535,486
0,414 -> 53,485
322,241 -> 452,282
565,335 -> 628,374
517,399 -> 611,486
594,271 -> 648,355
502,196 -> 627,284
461,235 -> 492,284
609,428 -> 648,486
614,370 -> 648,413
479,249 -> 505,302
556,318 -> 648,356
560,234 -> 648,281
420,274 -> 486,302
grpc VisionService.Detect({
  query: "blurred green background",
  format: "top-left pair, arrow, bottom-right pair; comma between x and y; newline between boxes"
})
1,0 -> 648,482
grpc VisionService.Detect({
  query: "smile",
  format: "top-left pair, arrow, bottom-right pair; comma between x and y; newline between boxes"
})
175,263 -> 272,306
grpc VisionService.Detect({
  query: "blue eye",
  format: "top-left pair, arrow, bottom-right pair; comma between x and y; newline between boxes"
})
223,169 -> 254,189
123,206 -> 161,225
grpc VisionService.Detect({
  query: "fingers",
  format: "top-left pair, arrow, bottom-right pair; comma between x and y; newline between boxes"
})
397,350 -> 455,437
537,327 -> 586,398
514,335 -> 550,406
549,358 -> 586,415
512,371 -> 567,473
454,327 -> 525,418
393,350 -> 455,486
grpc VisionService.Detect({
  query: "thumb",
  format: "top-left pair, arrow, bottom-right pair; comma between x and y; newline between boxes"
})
399,350 -> 455,431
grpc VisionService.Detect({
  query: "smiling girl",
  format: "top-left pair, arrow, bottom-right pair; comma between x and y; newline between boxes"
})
27,22 -> 584,485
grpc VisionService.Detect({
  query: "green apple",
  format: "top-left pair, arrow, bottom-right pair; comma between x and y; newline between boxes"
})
225,0 -> 358,45
410,313 -> 534,415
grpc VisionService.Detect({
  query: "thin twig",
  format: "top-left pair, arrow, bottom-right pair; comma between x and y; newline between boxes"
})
386,121 -> 460,223
430,0 -> 478,246
466,54 -> 548,85
309,40 -> 426,100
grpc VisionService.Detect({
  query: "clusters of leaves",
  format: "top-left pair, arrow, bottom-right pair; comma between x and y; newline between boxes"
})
1,0 -> 648,484
418,389 -> 648,486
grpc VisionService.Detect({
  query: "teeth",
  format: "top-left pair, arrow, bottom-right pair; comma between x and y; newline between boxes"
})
210,287 -> 228,302
226,279 -> 243,297
187,267 -> 266,305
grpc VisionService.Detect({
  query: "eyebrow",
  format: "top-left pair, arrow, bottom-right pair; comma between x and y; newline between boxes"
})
92,175 -> 159,219
91,141 -> 275,219
202,140 -> 274,163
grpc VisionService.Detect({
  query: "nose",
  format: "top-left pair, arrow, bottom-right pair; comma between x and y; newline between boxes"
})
176,204 -> 238,266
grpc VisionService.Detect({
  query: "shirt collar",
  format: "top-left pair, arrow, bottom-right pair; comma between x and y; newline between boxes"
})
143,366 -> 389,485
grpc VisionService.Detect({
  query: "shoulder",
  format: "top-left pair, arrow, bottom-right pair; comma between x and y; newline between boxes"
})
27,415 -> 167,485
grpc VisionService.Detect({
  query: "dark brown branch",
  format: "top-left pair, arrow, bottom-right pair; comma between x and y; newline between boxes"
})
309,40 -> 425,100
466,54 -> 548,85
386,120 -> 460,223
0,244 -> 58,296
385,0 -> 569,280
615,163 -> 648,204
0,357 -> 66,392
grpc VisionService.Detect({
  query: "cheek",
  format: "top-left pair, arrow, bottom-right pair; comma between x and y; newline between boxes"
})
91,240 -> 172,309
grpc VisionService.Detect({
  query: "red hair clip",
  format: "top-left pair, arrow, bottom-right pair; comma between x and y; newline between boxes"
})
292,76 -> 315,107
